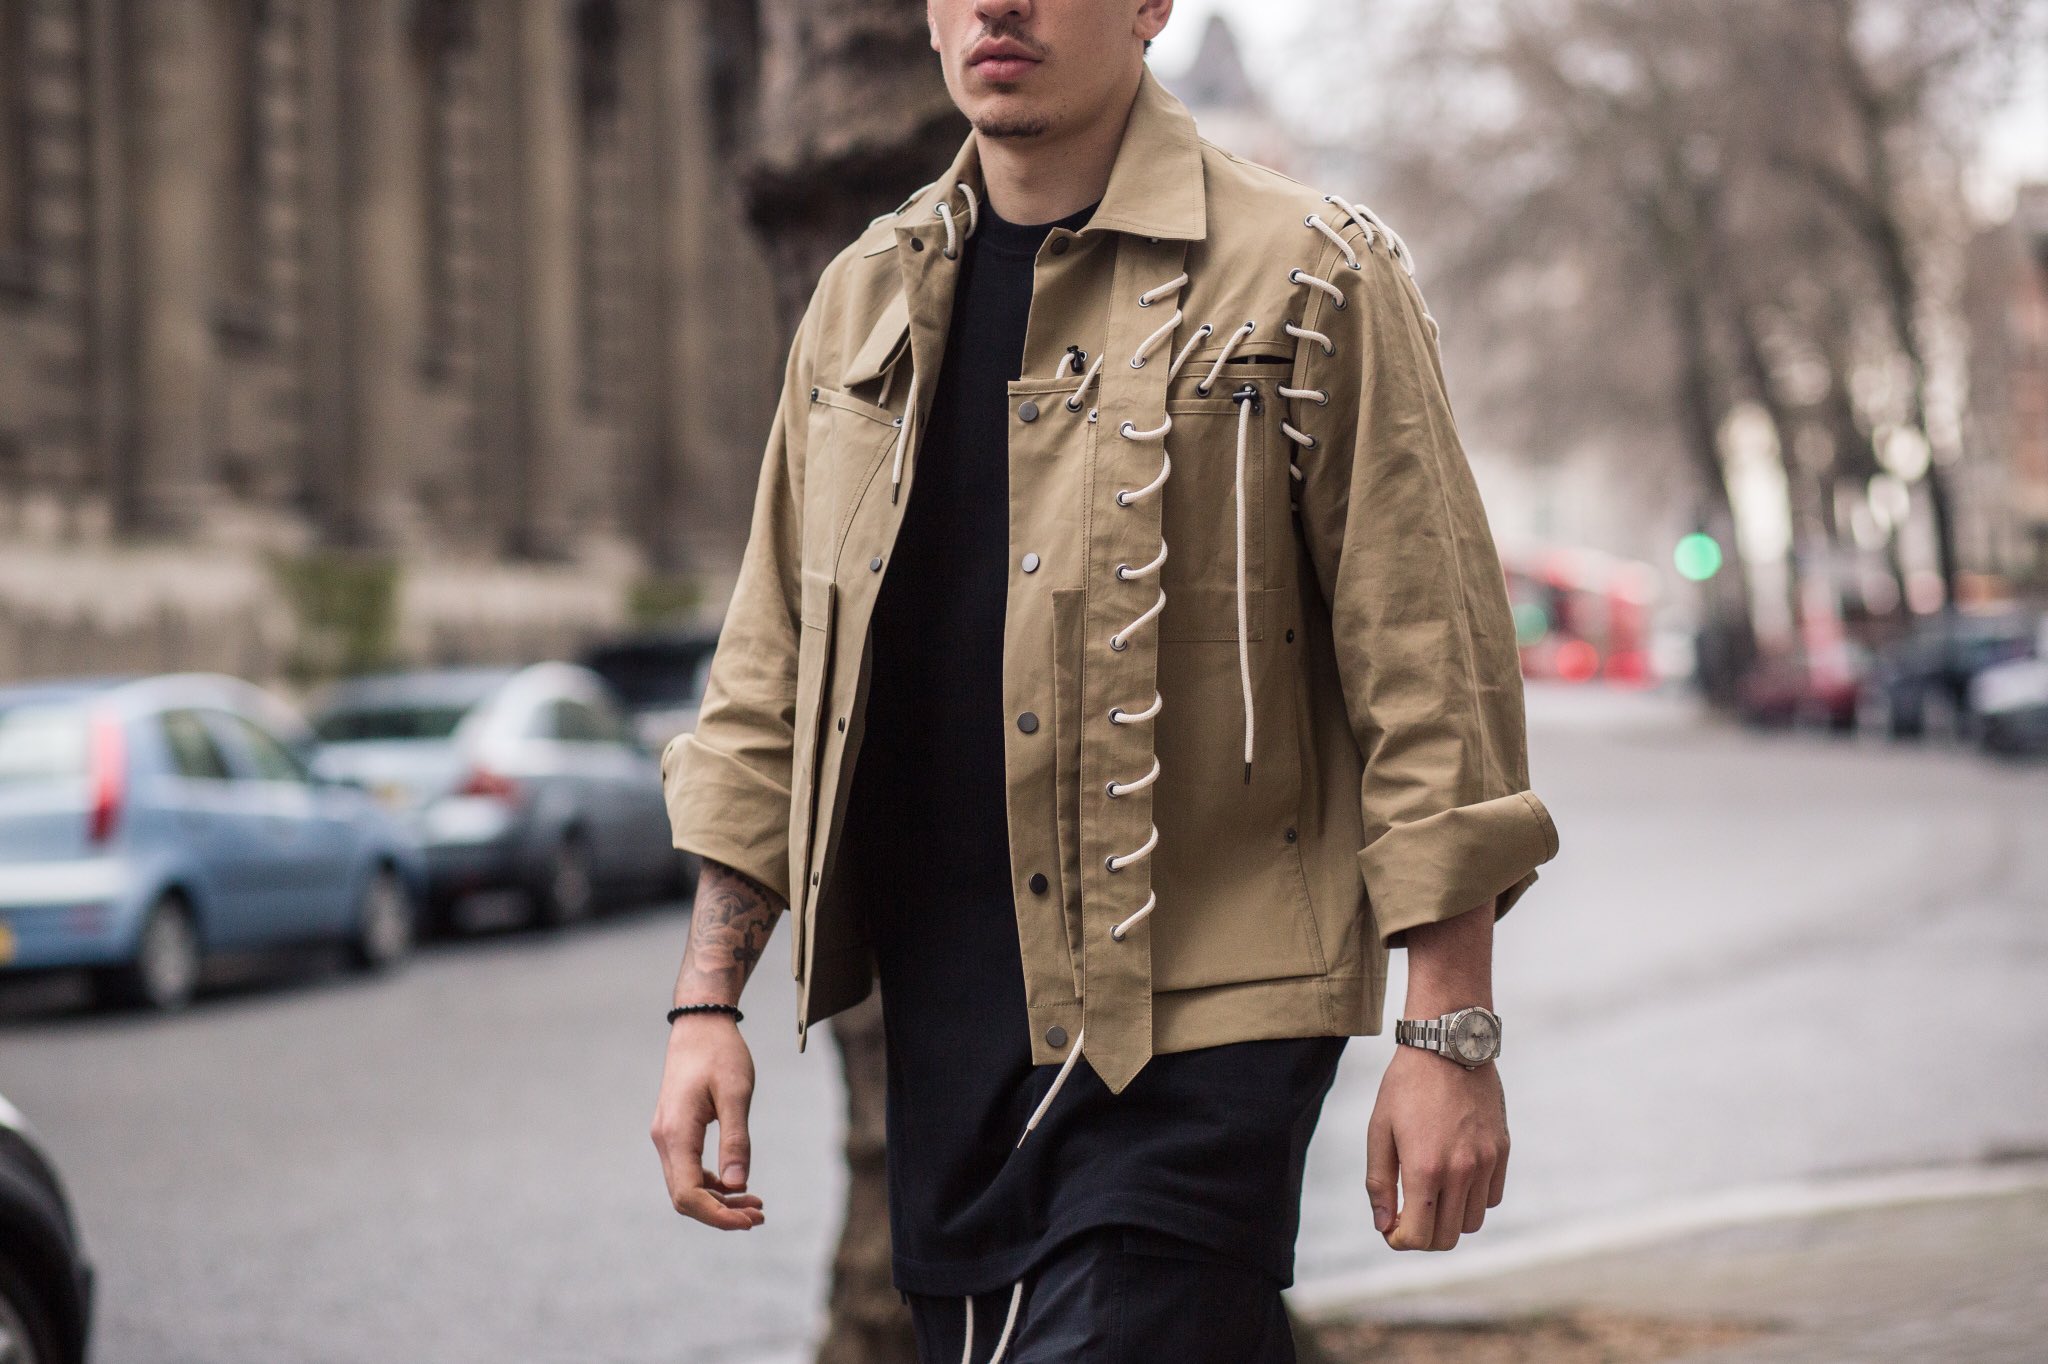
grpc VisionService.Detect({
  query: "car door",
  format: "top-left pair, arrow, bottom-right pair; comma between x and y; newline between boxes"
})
154,708 -> 268,945
577,692 -> 671,884
204,709 -> 357,939
546,697 -> 633,879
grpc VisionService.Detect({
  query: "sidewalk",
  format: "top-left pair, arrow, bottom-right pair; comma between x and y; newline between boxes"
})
1293,1163 -> 2048,1363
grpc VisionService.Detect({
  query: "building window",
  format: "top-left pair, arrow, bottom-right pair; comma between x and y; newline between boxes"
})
412,0 -> 478,382
574,0 -> 625,416
0,0 -> 33,291
214,0 -> 270,339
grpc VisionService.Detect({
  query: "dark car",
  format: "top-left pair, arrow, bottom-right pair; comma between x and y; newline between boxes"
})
1737,642 -> 1871,733
1870,609 -> 2039,740
578,630 -> 720,751
0,1091 -> 92,1364
307,663 -> 691,931
0,674 -> 424,1011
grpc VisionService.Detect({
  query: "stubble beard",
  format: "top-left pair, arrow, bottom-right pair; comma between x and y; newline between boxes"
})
973,111 -> 1051,140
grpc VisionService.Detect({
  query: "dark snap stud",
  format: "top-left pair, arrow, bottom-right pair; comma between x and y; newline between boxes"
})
870,555 -> 883,572
910,237 -> 924,251
1285,628 -> 1296,642
1050,236 -> 1070,256
1019,400 -> 1040,423
1029,872 -> 1049,894
1284,827 -> 1298,843
1045,1025 -> 1069,1049
837,717 -> 846,731
1017,711 -> 1040,734
809,387 -> 819,401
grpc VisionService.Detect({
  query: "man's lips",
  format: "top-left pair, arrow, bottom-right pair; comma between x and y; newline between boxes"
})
969,39 -> 1041,81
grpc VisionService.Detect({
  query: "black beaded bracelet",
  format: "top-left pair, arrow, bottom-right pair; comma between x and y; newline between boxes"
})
666,1002 -> 743,1026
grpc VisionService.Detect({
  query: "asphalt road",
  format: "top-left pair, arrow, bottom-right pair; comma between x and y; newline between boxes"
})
3,684 -> 2045,1363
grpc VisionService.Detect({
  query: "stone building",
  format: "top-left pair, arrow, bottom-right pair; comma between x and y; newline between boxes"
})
1964,183 -> 2048,586
0,0 -> 778,682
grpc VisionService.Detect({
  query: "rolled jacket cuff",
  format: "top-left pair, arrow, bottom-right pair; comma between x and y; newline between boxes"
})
1359,789 -> 1559,945
662,735 -> 794,906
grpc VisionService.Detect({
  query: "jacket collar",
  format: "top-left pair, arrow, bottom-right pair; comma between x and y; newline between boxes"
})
895,63 -> 1207,243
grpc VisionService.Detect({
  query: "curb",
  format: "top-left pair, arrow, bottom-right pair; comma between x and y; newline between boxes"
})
1284,1158 -> 2048,1322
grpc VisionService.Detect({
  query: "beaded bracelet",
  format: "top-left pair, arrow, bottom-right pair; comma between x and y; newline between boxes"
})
666,1002 -> 743,1026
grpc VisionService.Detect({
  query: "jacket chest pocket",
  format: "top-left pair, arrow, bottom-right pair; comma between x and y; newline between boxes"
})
802,388 -> 901,571
1156,367 -> 1282,643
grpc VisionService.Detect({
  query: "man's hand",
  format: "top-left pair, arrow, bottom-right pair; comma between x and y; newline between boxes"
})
1368,894 -> 1506,1251
651,1014 -> 765,1230
652,858 -> 783,1230
1365,1045 -> 1508,1250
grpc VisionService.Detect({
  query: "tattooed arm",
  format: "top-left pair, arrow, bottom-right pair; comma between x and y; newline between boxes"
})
672,857 -> 786,1008
651,857 -> 787,1231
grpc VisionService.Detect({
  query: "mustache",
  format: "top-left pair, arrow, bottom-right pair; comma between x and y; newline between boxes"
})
974,19 -> 1049,59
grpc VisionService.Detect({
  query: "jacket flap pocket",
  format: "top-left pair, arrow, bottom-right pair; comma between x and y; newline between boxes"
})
843,292 -> 911,388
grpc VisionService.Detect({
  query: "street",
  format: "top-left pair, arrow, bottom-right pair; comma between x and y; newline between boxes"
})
3,684 -> 2045,1364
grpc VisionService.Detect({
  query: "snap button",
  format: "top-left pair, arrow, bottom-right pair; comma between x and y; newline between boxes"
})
1045,1025 -> 1068,1049
809,387 -> 819,401
1016,711 -> 1039,734
837,716 -> 846,731
1050,236 -> 1070,256
870,555 -> 883,571
811,871 -> 820,884
1285,628 -> 1296,642
1019,400 -> 1040,423
1284,827 -> 1298,843
1022,552 -> 1040,573
910,236 -> 924,251
1029,872 -> 1049,894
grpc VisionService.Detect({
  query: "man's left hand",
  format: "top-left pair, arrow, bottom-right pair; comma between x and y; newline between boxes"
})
1364,1045 -> 1508,1251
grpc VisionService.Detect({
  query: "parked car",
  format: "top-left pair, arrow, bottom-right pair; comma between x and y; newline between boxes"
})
0,674 -> 423,1011
578,629 -> 720,750
1869,608 -> 2039,739
1737,642 -> 1870,733
307,663 -> 691,931
1972,654 -> 2048,757
0,1092 -> 92,1364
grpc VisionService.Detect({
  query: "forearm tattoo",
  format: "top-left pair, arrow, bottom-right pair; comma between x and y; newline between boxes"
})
676,858 -> 786,1005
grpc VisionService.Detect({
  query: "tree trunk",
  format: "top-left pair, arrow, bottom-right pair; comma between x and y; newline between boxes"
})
709,4 -> 965,1361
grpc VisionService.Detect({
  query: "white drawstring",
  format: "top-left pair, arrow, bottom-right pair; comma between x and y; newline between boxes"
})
1130,310 -> 1184,368
1285,321 -> 1333,356
1110,891 -> 1156,941
1137,271 -> 1189,306
1167,324 -> 1213,382
1105,753 -> 1160,797
1287,267 -> 1347,309
890,369 -> 920,504
1064,353 -> 1105,411
958,1277 -> 1025,1364
1303,212 -> 1360,270
1231,394 -> 1256,782
1195,322 -> 1256,395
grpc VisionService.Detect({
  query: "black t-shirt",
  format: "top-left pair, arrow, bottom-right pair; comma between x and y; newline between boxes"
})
838,198 -> 1347,1298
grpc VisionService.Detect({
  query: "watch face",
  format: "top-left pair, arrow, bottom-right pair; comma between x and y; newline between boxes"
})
1448,1010 -> 1499,1064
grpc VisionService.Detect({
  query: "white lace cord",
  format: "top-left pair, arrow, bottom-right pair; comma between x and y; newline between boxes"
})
1286,321 -> 1334,356
889,369 -> 921,504
1064,353 -> 1106,412
958,1279 -> 1025,1364
1232,393 -> 1256,781
1196,322 -> 1256,394
1130,310 -> 1184,368
1326,193 -> 1416,276
1110,890 -> 1156,941
1279,266 -> 1341,492
1167,323 -> 1214,382
933,183 -> 981,261
1303,212 -> 1362,270
1018,1024 -> 1089,1147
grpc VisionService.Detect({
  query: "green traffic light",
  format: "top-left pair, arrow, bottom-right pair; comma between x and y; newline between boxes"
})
1674,532 -> 1723,582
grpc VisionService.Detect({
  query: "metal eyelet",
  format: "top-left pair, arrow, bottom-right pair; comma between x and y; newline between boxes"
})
1322,342 -> 1337,357
1118,421 -> 1137,438
1114,489 -> 1131,507
1115,563 -> 1131,579
1066,398 -> 1083,412
1137,295 -> 1153,308
1194,382 -> 1211,396
1104,854 -> 1122,872
1109,635 -> 1129,652
1108,706 -> 1125,722
1105,780 -> 1122,798
1130,355 -> 1147,370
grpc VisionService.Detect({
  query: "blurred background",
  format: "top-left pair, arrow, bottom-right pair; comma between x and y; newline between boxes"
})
1,1 -> 2045,1362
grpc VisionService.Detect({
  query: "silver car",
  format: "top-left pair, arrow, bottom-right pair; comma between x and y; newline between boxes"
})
307,663 -> 690,931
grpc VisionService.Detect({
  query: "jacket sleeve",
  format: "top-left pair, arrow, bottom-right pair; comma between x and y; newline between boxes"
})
1291,224 -> 1559,946
659,298 -> 821,907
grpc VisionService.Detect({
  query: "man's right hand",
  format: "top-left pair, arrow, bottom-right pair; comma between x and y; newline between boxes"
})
651,1014 -> 765,1230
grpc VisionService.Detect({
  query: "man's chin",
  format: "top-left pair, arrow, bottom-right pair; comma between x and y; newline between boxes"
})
971,108 -> 1052,140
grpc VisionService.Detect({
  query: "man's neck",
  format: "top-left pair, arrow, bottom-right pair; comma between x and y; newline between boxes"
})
975,71 -> 1142,227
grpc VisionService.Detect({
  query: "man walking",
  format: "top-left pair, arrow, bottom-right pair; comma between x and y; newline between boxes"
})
652,2 -> 1560,1359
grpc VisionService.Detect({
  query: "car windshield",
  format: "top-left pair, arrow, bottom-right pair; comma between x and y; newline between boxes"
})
0,703 -> 89,785
313,704 -> 471,742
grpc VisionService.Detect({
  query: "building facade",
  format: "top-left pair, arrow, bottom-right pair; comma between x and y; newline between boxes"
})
0,0 -> 778,681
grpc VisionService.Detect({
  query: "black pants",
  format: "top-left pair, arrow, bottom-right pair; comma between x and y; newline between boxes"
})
905,1226 -> 1296,1364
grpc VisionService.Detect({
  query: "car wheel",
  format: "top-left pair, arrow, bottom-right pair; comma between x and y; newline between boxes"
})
529,832 -> 596,930
349,866 -> 415,972
0,1256 -> 62,1364
93,894 -> 201,1012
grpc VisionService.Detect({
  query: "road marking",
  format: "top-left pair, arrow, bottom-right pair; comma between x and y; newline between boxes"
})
1286,1159 -> 2048,1321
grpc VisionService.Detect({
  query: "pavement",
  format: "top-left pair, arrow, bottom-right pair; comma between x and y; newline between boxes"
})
2,681 -> 2045,1363
1294,1164 -> 2048,1364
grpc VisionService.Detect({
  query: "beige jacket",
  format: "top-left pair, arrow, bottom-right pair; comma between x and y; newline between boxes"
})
662,66 -> 1559,1093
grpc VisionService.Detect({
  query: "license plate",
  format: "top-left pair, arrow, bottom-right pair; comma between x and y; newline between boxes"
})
0,922 -> 15,965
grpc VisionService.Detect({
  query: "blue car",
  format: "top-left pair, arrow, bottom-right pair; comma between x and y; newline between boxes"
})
0,673 -> 425,1011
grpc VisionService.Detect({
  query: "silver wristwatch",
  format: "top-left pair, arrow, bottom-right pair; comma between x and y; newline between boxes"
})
1395,1006 -> 1502,1069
